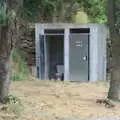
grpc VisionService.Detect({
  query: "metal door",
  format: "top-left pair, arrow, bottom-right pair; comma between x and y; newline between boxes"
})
69,34 -> 89,82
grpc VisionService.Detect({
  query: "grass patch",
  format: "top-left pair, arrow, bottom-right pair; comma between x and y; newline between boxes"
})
4,94 -> 21,104
7,103 -> 24,116
0,94 -> 24,116
11,48 -> 29,81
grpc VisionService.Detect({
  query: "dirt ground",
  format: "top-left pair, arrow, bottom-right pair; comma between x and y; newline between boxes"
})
1,80 -> 120,120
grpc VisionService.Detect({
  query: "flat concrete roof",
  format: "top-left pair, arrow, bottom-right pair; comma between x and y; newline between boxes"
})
35,23 -> 105,29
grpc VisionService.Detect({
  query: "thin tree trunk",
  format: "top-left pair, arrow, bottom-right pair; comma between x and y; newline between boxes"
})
0,18 -> 19,103
107,0 -> 120,100
0,55 -> 12,103
0,25 -> 12,102
0,0 -> 21,103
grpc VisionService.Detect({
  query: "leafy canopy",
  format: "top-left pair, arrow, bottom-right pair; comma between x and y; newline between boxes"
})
0,0 -> 108,23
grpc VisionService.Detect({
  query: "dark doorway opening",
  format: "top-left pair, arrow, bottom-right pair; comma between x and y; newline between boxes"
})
44,34 -> 64,81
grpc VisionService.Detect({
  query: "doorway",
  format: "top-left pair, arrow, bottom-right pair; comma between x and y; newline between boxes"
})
45,34 -> 64,80
39,29 -> 64,80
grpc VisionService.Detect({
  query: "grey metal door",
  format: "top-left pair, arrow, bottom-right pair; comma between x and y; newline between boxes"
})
69,34 -> 89,82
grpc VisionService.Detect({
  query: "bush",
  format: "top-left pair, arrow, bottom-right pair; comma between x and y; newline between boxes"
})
1,94 -> 24,116
11,48 -> 29,81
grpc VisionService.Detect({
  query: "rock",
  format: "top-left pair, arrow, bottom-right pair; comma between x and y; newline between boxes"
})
17,24 -> 35,75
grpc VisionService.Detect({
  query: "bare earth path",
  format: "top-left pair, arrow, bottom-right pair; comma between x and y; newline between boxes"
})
1,80 -> 120,120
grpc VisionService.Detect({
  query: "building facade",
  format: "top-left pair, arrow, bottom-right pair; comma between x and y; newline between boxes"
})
35,23 -> 107,82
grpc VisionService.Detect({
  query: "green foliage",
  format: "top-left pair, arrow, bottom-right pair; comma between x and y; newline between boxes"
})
20,0 -> 81,22
2,94 -> 24,115
88,0 -> 107,23
3,94 -> 21,104
23,0 -> 107,23
0,0 -> 108,23
73,10 -> 89,24
11,48 -> 29,81
77,0 -> 107,23
115,0 -> 120,24
21,0 -> 56,22
0,4 -> 12,24
0,0 -> 22,24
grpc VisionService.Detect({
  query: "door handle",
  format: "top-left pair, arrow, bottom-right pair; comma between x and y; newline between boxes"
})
83,56 -> 87,61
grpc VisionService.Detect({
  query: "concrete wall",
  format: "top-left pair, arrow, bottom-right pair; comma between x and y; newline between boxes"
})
97,25 -> 107,81
89,24 -> 107,81
35,23 -> 107,82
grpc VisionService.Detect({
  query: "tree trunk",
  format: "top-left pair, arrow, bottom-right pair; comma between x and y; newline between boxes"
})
0,0 -> 21,103
108,75 -> 120,99
107,0 -> 120,100
0,25 -> 12,102
107,33 -> 120,99
0,55 -> 12,103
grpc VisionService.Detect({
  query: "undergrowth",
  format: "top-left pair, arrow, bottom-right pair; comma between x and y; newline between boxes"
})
11,48 -> 29,81
1,94 -> 24,116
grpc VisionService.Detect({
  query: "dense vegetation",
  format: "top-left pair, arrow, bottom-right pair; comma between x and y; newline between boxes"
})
11,48 -> 29,81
